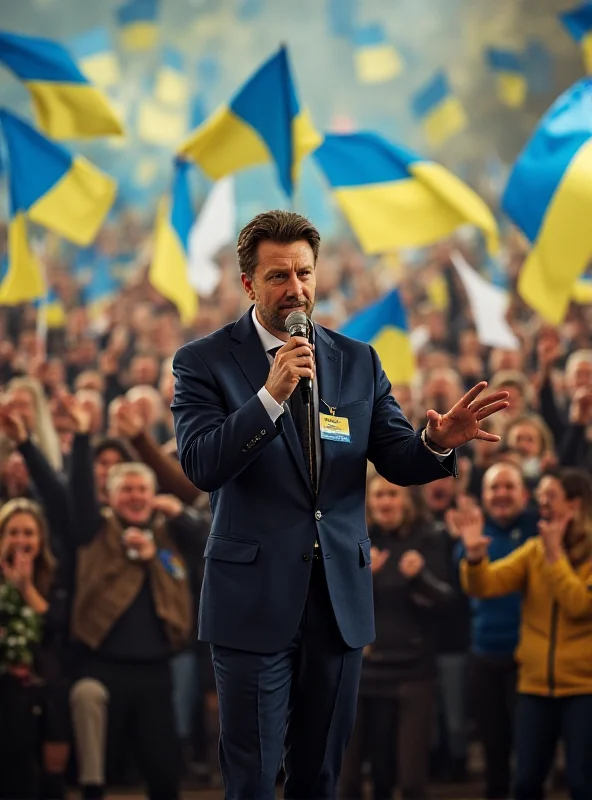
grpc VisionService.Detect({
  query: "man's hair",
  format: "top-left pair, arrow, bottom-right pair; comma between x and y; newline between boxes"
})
237,210 -> 321,279
107,462 -> 157,495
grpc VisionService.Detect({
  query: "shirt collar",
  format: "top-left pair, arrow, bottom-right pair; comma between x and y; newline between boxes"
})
251,307 -> 286,354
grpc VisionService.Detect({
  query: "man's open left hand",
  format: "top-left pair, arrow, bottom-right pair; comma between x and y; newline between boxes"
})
425,382 -> 509,451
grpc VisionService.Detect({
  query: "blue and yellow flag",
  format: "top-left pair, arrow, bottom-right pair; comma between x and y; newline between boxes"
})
314,131 -> 498,255
340,289 -> 414,384
149,159 -> 197,325
34,287 -> 67,328
0,109 -> 117,246
116,0 -> 159,51
560,3 -> 592,73
69,28 -> 120,89
573,275 -> 592,303
178,45 -> 322,197
486,48 -> 527,108
0,31 -> 124,139
155,47 -> 190,107
0,214 -> 44,306
82,258 -> 120,319
502,78 -> 592,324
411,71 -> 467,147
137,98 -> 187,146
353,24 -> 402,84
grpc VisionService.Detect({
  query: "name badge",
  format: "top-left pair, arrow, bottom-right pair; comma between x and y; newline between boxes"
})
320,412 -> 351,443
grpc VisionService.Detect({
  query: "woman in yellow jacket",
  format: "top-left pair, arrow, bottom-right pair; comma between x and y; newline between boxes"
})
451,468 -> 592,800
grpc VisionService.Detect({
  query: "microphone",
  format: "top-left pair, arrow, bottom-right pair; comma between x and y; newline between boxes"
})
285,309 -> 312,403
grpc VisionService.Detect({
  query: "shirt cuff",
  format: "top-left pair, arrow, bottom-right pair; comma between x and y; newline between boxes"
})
421,429 -> 452,461
257,387 -> 285,423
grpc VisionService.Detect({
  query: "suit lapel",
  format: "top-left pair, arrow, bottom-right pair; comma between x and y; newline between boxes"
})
230,309 -> 313,495
315,325 -> 342,499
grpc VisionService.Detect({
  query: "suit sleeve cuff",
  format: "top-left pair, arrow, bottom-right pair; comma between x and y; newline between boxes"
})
257,387 -> 285,423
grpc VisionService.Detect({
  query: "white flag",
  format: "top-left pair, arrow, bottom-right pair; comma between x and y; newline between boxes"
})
188,177 -> 236,297
451,251 -> 519,350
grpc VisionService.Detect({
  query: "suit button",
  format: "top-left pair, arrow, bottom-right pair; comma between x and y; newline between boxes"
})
315,510 -> 322,520
302,553 -> 310,562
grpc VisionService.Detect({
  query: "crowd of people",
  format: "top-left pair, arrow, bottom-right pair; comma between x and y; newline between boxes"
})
0,212 -> 591,800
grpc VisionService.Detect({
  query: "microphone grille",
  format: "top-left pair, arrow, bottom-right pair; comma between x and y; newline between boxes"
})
285,310 -> 308,334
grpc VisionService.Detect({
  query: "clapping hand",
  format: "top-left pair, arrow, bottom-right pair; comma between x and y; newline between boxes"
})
370,546 -> 390,575
538,512 -> 573,564
122,528 -> 156,562
1,548 -> 33,593
425,382 -> 509,451
398,550 -> 425,579
152,494 -> 184,519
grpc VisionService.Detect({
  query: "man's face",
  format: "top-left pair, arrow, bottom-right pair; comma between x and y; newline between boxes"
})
482,464 -> 527,525
241,240 -> 316,337
109,473 -> 154,526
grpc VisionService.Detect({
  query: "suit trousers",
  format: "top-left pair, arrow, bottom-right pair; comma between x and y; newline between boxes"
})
211,559 -> 364,800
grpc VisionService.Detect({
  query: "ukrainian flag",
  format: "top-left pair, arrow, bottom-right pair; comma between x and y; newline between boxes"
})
69,28 -> 120,89
573,275 -> 592,303
116,0 -> 159,51
0,109 -> 117,246
353,24 -> 402,84
34,288 -> 67,328
137,98 -> 188,147
0,31 -> 124,139
150,159 -> 197,325
486,48 -> 527,108
502,78 -> 592,325
178,45 -> 322,197
0,214 -> 44,306
411,71 -> 467,147
560,3 -> 592,73
340,289 -> 414,385
154,47 -> 190,107
83,259 -> 120,319
314,131 -> 498,255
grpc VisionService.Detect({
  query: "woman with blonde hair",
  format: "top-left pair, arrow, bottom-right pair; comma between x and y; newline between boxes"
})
453,469 -> 592,800
340,475 -> 454,800
6,377 -> 62,472
0,498 -> 69,799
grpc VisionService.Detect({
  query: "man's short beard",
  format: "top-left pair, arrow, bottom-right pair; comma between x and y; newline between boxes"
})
258,301 -> 314,333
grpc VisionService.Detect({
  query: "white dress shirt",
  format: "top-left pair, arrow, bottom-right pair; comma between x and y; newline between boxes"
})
252,307 -> 451,464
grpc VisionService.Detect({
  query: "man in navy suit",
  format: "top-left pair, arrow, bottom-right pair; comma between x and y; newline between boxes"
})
172,210 -> 508,799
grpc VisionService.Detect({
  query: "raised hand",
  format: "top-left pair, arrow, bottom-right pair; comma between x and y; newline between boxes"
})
0,405 -> 28,444
54,390 -> 92,435
114,400 -> 144,439
446,497 -> 490,563
370,546 -> 390,575
425,382 -> 509,451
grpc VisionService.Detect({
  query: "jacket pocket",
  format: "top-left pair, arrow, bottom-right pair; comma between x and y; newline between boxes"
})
336,400 -> 369,419
358,537 -> 372,567
204,535 -> 260,563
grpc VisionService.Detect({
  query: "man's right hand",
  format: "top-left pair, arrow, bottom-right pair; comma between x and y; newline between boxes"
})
264,336 -> 314,405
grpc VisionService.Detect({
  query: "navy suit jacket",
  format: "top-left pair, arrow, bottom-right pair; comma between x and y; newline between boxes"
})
172,308 -> 456,653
